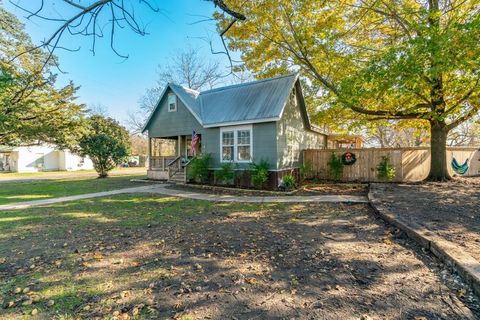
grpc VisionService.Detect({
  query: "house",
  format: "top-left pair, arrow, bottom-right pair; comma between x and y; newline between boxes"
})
0,144 -> 93,173
142,72 -> 327,188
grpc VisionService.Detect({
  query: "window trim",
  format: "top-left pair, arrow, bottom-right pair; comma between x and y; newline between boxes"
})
221,130 -> 234,162
167,94 -> 177,112
220,125 -> 253,163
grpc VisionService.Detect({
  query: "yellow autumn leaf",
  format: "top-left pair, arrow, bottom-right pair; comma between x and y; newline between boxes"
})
94,252 -> 104,260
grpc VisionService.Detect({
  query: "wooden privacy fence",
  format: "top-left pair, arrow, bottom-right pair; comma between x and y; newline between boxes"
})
303,147 -> 480,182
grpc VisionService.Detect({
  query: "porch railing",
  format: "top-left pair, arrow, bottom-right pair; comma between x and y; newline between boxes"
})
167,156 -> 182,179
150,156 -> 177,171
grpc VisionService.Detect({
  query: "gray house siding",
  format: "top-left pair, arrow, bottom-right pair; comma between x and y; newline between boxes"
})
202,123 -> 277,170
276,90 -> 326,169
252,122 -> 277,170
201,127 -> 220,167
147,88 -> 203,138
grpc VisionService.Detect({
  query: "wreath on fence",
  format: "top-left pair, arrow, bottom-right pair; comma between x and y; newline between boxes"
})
341,151 -> 357,165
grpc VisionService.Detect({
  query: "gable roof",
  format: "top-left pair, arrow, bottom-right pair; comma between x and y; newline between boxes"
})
142,72 -> 321,132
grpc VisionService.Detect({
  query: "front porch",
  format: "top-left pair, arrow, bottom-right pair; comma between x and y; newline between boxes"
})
147,135 -> 199,182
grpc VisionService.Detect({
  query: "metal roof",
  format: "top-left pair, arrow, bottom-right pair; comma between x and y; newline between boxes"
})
199,73 -> 298,126
143,72 -> 306,131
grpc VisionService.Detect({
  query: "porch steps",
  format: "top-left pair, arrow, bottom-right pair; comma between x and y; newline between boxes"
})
169,172 -> 186,184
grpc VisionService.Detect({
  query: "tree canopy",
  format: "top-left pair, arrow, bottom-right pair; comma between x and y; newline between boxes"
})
78,115 -> 130,178
0,7 -> 86,147
216,0 -> 480,180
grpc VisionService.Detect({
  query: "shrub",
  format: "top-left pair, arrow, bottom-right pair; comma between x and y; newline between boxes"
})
250,159 -> 270,189
215,162 -> 235,185
299,161 -> 313,182
327,152 -> 344,181
377,156 -> 396,181
281,174 -> 296,191
187,154 -> 211,183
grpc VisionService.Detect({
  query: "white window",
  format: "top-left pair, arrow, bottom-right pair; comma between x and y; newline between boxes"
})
168,94 -> 177,112
222,131 -> 234,161
237,130 -> 251,161
220,125 -> 252,162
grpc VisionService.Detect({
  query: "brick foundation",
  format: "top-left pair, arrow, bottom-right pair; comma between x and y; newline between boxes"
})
199,168 -> 300,190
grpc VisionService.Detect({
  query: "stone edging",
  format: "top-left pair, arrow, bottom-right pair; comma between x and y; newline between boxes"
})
166,182 -> 300,196
130,179 -> 299,195
130,179 -> 167,184
368,184 -> 480,297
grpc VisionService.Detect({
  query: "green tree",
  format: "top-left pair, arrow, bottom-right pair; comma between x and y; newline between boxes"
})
216,0 -> 480,181
0,8 -> 86,147
79,116 -> 130,178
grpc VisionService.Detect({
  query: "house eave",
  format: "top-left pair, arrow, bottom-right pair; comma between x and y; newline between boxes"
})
203,117 -> 281,128
309,124 -> 328,136
141,84 -> 203,133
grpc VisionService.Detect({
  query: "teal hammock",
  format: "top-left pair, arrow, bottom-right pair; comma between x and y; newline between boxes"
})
451,157 -> 469,175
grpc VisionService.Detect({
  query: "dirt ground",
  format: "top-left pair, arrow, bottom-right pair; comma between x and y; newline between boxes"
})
1,194 -> 479,319
370,177 -> 480,262
299,183 -> 368,196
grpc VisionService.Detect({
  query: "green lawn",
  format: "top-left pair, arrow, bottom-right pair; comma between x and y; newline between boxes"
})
0,174 -> 146,205
0,167 -> 145,180
0,169 -> 96,178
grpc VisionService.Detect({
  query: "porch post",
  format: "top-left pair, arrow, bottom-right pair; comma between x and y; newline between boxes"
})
177,135 -> 181,157
161,138 -> 165,171
148,137 -> 152,170
177,135 -> 182,170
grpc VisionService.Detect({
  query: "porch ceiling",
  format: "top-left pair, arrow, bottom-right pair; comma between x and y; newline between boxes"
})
150,135 -> 191,140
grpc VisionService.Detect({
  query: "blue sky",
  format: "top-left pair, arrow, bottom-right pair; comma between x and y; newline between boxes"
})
4,0 -> 234,125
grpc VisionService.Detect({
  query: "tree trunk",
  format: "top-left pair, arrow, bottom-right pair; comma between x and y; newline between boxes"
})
98,171 -> 108,178
427,121 -> 451,181
98,165 -> 109,178
94,162 -> 109,178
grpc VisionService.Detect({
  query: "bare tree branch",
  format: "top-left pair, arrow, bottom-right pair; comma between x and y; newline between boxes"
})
448,104 -> 480,130
210,0 -> 246,21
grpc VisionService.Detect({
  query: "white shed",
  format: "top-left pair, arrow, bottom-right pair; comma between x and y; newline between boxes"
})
0,145 -> 93,173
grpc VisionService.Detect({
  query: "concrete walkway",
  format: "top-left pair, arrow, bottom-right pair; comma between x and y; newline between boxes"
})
0,184 -> 368,211
0,185 -> 157,211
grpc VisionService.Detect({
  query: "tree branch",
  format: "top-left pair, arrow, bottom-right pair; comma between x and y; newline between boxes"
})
445,77 -> 480,114
210,0 -> 246,20
448,104 -> 479,130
